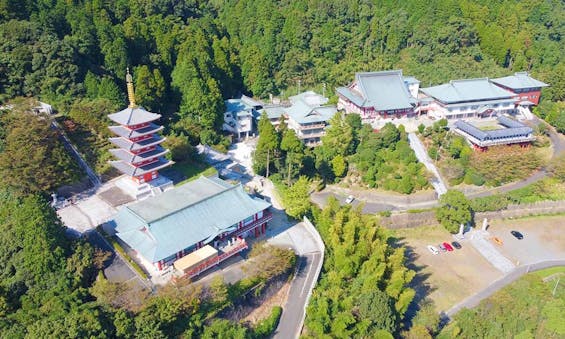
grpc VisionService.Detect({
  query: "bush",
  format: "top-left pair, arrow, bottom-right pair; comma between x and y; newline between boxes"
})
463,170 -> 485,186
253,306 -> 282,338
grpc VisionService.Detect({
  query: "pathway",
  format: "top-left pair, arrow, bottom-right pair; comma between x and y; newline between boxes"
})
407,132 -> 448,196
468,230 -> 515,274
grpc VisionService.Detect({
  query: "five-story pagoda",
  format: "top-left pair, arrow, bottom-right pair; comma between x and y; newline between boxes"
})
108,69 -> 174,199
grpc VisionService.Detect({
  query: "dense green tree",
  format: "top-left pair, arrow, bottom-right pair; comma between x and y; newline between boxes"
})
253,112 -> 280,177
436,190 -> 473,233
0,106 -> 81,194
280,127 -> 304,185
282,176 -> 312,219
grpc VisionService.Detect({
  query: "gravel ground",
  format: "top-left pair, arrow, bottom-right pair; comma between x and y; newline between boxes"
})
488,216 -> 565,265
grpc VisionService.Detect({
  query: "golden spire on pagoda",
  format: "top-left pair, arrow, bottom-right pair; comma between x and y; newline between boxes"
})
126,67 -> 137,108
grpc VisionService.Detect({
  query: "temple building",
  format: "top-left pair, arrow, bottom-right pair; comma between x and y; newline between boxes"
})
285,91 -> 337,146
112,176 -> 272,276
108,69 -> 174,199
453,115 -> 535,151
419,78 -> 517,120
336,70 -> 419,120
491,72 -> 549,106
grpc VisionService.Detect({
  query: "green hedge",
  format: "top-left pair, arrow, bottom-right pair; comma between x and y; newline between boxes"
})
253,306 -> 283,339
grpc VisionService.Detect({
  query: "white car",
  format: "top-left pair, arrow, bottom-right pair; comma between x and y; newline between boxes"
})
427,245 -> 439,255
345,195 -> 354,204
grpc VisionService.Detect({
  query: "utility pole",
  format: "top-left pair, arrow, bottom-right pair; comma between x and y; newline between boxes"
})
322,82 -> 326,98
297,79 -> 301,95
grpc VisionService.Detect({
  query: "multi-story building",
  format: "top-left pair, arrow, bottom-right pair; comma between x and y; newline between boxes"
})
108,70 -> 174,199
223,95 -> 262,140
285,91 -> 337,146
113,176 -> 272,274
491,72 -> 549,106
419,78 -> 517,120
336,70 -> 419,120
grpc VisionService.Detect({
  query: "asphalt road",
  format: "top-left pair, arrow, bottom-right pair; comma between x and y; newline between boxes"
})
311,189 -> 438,213
274,252 -> 323,339
313,118 -> 565,212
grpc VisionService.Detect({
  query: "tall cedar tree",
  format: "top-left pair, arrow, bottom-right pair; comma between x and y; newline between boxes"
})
253,112 -> 279,177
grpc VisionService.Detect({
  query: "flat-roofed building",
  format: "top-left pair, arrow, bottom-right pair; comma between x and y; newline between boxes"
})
336,70 -> 419,121
420,78 -> 516,120
113,176 -> 272,272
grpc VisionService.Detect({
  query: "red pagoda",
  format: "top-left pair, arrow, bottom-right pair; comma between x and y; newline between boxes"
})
108,69 -> 173,197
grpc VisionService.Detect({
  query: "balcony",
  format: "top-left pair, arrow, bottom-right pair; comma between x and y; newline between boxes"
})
231,210 -> 273,238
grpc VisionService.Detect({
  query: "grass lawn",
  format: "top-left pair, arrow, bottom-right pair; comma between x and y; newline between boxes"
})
170,160 -> 218,186
533,266 -> 565,278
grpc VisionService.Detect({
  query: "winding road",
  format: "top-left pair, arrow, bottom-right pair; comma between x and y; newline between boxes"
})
312,118 -> 565,212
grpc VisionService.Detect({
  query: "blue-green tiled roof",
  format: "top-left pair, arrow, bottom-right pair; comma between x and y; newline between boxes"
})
491,72 -> 549,90
114,176 -> 271,262
336,70 -> 417,111
421,78 -> 515,104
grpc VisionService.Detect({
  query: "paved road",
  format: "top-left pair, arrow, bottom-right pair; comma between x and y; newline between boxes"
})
275,252 -> 323,339
311,189 -> 438,213
444,260 -> 565,318
313,119 -> 565,211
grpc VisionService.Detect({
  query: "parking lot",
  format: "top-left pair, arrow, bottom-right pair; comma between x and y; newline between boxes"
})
394,215 -> 565,312
487,215 -> 565,265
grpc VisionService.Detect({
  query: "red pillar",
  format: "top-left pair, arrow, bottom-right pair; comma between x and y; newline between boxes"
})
157,261 -> 162,271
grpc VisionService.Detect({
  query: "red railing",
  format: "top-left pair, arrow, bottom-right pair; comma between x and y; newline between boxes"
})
182,239 -> 248,279
231,211 -> 272,238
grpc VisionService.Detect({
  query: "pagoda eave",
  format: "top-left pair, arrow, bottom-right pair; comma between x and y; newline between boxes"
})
109,158 -> 174,177
108,123 -> 164,139
109,136 -> 166,151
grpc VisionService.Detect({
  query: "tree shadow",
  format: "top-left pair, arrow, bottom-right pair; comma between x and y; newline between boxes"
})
389,236 -> 436,327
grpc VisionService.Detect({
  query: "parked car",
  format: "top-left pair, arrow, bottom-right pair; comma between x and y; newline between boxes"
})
345,195 -> 355,204
492,237 -> 503,246
451,241 -> 462,249
427,245 -> 439,255
510,230 -> 524,240
443,242 -> 454,251
438,243 -> 447,252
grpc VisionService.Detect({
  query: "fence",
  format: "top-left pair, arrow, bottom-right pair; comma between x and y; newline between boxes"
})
382,200 -> 565,229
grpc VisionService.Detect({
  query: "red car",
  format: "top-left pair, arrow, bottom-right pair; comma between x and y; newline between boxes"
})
442,242 -> 454,252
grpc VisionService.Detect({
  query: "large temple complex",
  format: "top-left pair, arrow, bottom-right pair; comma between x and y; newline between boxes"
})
108,70 -> 272,278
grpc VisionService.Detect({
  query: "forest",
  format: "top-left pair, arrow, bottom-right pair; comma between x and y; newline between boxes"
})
1,0 -> 565,337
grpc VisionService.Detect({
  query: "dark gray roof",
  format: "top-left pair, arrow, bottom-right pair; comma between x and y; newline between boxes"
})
114,176 -> 271,262
109,146 -> 169,163
421,78 -> 515,104
336,70 -> 417,111
497,115 -> 523,128
109,135 -> 165,151
491,72 -> 549,90
109,157 -> 173,176
454,118 -> 533,142
108,106 -> 161,126
108,123 -> 163,139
